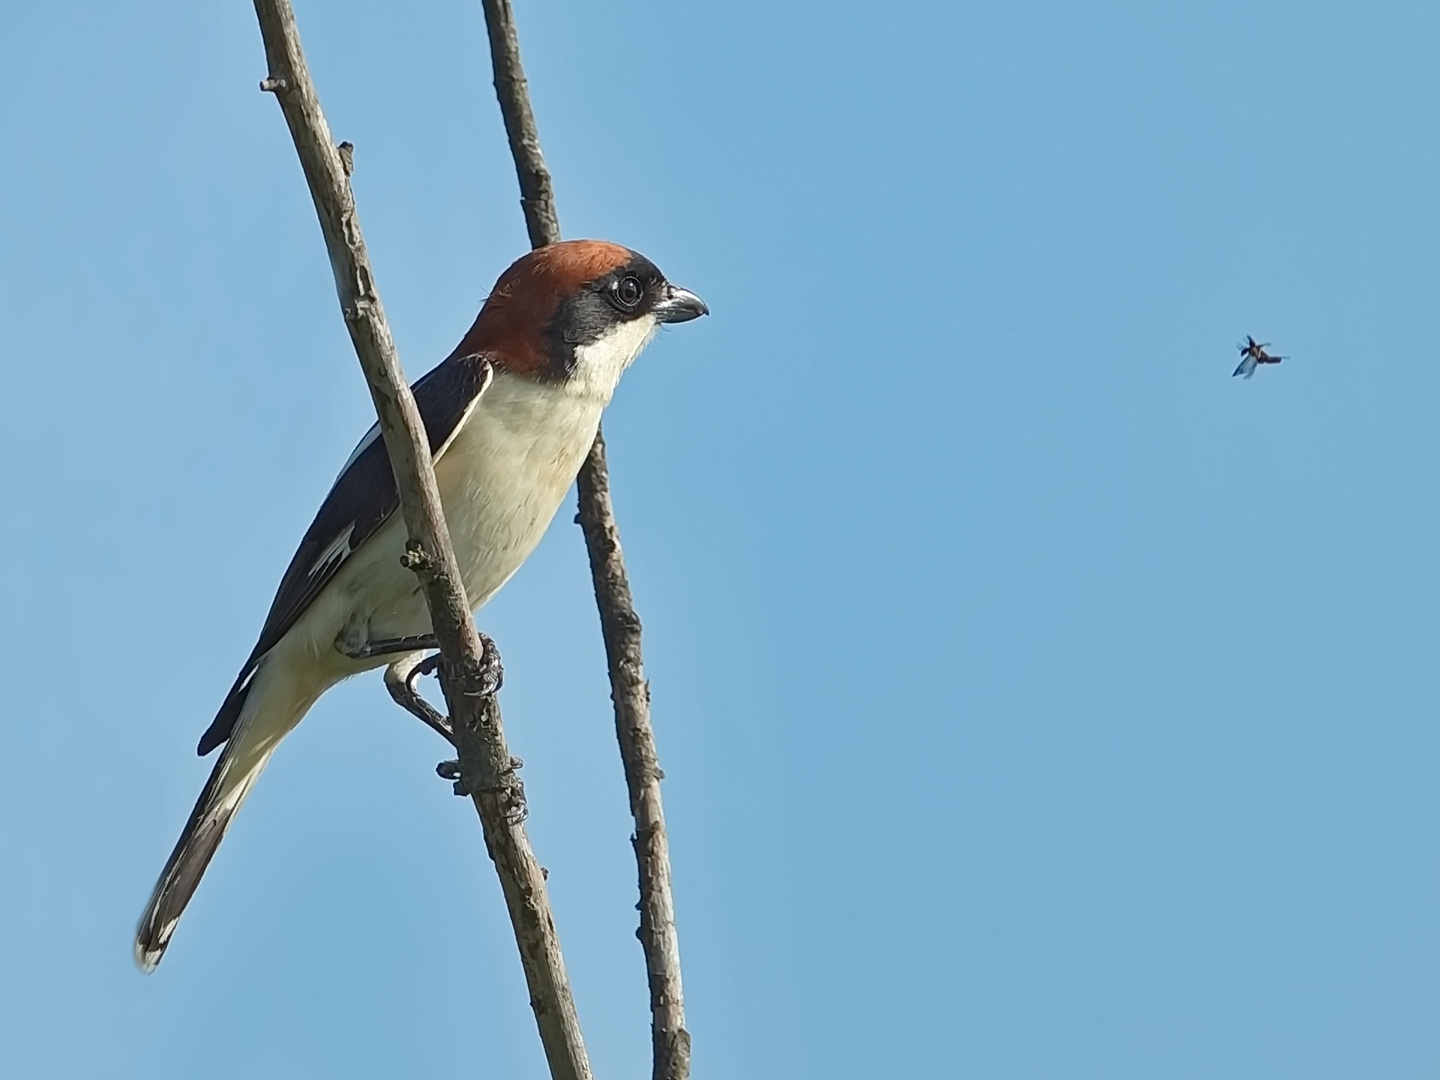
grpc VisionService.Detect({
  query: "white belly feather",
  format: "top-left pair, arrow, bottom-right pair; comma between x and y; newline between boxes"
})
258,314 -> 656,708
437,371 -> 604,610
288,373 -> 603,674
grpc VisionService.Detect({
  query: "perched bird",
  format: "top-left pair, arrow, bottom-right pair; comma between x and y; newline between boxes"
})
135,240 -> 706,971
1234,335 -> 1284,379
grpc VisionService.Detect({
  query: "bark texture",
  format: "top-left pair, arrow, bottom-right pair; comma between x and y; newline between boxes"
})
576,433 -> 692,1080
479,3 -> 691,1076
250,3 -> 591,1078
480,0 -> 561,249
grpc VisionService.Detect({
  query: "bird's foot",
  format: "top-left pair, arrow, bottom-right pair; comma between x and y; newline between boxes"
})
437,754 -> 527,822
468,631 -> 505,699
343,633 -> 439,662
383,651 -> 452,744
376,634 -> 516,819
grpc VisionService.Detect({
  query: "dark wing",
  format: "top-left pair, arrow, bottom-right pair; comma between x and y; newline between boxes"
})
197,355 -> 493,755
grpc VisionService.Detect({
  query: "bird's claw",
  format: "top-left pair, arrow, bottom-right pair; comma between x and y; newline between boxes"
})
393,636 -> 513,820
436,755 -> 528,822
472,632 -> 505,698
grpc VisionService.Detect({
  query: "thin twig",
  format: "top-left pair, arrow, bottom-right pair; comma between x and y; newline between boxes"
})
249,3 -> 591,1078
480,0 -> 561,249
479,2 -> 691,1077
576,433 -> 693,1080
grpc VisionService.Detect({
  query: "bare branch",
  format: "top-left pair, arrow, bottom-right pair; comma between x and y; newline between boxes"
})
480,0 -> 561,248
249,3 -> 591,1078
576,432 -> 693,1080
478,3 -> 691,1077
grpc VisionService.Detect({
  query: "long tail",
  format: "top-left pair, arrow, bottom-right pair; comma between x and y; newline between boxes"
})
135,660 -> 321,972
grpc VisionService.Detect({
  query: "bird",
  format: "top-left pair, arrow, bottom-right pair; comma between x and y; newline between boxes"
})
1234,335 -> 1284,379
135,240 -> 707,972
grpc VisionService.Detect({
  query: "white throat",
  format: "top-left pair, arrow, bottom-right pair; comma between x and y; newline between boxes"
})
566,314 -> 658,403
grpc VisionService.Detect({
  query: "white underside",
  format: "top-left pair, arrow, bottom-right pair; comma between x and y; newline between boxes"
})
218,315 -> 659,799
305,371 -> 606,668
243,372 -> 608,729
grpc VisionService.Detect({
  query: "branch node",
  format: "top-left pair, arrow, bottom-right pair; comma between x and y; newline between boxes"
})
341,298 -> 372,322
400,540 -> 434,572
259,76 -> 288,93
450,758 -> 528,822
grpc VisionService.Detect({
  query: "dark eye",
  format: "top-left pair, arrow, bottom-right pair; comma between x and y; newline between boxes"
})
613,275 -> 644,309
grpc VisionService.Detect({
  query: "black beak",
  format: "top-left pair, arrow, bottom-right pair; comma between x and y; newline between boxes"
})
653,284 -> 708,324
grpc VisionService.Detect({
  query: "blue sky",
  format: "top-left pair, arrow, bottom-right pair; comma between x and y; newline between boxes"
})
3,0 -> 1440,1076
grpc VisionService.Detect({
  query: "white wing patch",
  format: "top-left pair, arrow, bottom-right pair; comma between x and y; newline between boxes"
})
306,361 -> 491,585
308,522 -> 356,580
